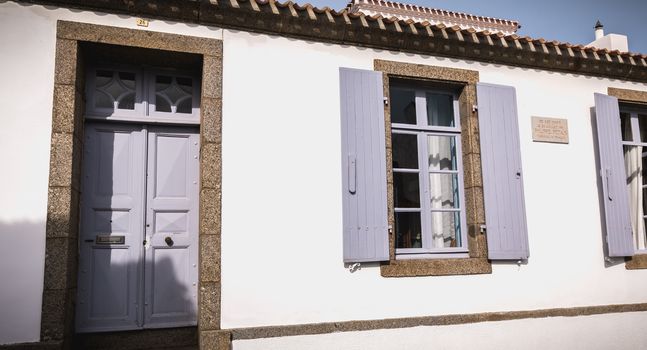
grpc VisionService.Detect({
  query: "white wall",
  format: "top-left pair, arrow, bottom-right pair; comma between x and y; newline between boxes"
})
0,2 -> 222,345
233,311 -> 647,350
219,30 -> 647,328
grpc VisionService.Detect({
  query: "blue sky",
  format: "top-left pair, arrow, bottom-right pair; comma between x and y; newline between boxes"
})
304,0 -> 647,54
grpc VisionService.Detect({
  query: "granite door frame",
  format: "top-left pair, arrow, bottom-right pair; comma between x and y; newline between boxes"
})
43,20 -> 225,349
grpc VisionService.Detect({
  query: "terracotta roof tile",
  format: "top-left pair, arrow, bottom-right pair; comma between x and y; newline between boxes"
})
26,0 -> 647,82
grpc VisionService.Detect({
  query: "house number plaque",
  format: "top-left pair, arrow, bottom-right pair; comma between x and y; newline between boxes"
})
96,235 -> 126,245
532,116 -> 569,144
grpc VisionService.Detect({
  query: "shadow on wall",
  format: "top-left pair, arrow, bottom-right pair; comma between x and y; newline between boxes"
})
0,220 -> 46,345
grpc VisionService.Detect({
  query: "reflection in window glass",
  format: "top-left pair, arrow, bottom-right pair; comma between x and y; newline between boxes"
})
640,114 -> 647,142
620,112 -> 632,141
395,212 -> 422,248
392,133 -> 418,169
118,93 -> 135,110
428,135 -> 457,171
426,93 -> 454,127
390,88 -> 416,124
94,70 -> 137,110
430,211 -> 460,248
176,98 -> 193,114
429,173 -> 459,209
393,172 -> 421,208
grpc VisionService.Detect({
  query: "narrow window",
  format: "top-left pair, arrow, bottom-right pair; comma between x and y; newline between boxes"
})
621,105 -> 647,252
391,83 -> 468,258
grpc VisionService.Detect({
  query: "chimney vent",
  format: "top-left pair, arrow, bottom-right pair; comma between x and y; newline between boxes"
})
595,20 -> 604,40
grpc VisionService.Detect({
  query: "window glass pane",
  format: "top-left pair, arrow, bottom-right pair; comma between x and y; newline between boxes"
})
118,72 -> 136,89
95,70 -> 112,87
390,88 -> 416,124
156,75 -> 172,90
392,133 -> 418,169
429,173 -> 460,209
95,91 -> 113,109
395,212 -> 422,248
176,98 -> 193,114
426,92 -> 455,127
620,112 -> 632,141
428,135 -> 458,171
155,95 -> 172,112
430,211 -> 461,248
176,77 -> 193,93
625,145 -> 645,250
393,172 -> 420,208
118,92 -> 135,110
640,114 -> 647,142
156,75 -> 193,113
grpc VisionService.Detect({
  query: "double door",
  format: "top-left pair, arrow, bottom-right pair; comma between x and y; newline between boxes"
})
76,122 -> 199,332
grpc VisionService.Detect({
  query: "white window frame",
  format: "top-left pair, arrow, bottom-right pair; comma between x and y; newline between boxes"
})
85,65 -> 200,124
391,86 -> 469,259
85,65 -> 145,119
620,104 -> 647,254
147,69 -> 201,123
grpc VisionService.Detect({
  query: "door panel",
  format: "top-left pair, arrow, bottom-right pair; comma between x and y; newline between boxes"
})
77,123 -> 146,332
144,128 -> 199,328
78,123 -> 199,332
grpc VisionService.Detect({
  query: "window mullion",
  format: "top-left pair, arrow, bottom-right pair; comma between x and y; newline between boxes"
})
418,131 -> 433,250
454,134 -> 469,249
631,112 -> 641,143
415,90 -> 426,128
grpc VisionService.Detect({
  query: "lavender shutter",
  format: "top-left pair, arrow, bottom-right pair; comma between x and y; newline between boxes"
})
594,93 -> 634,257
477,83 -> 529,260
340,67 -> 389,263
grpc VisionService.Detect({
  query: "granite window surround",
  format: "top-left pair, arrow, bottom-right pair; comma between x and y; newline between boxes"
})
609,87 -> 647,270
375,59 -> 491,277
42,20 -> 229,350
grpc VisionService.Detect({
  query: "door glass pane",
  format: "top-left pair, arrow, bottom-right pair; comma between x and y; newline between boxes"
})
390,88 -> 416,124
620,112 -> 632,141
426,92 -> 455,127
176,98 -> 193,114
395,212 -> 422,248
95,91 -> 113,109
118,92 -> 135,110
430,211 -> 461,248
429,173 -> 460,209
393,172 -> 420,208
428,135 -> 458,171
392,133 -> 418,169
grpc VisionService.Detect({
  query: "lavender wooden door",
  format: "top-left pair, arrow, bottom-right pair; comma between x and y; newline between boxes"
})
76,123 -> 147,332
77,123 -> 199,332
143,127 -> 199,328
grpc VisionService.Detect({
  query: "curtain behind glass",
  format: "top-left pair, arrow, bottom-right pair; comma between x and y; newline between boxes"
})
625,146 -> 645,250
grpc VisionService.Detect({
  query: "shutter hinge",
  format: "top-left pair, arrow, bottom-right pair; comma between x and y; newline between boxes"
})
472,105 -> 478,112
383,97 -> 389,106
348,263 -> 361,273
480,225 -> 486,234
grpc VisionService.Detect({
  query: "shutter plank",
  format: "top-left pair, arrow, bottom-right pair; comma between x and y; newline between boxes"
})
477,83 -> 530,260
594,93 -> 634,257
340,67 -> 389,263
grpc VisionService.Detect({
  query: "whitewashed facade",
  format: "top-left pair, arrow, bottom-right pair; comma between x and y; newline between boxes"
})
1,1 -> 647,349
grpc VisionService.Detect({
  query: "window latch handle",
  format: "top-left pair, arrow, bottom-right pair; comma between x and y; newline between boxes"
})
348,154 -> 356,194
605,168 -> 612,201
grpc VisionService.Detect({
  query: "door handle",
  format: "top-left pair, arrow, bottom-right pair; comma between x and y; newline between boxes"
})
165,236 -> 174,247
